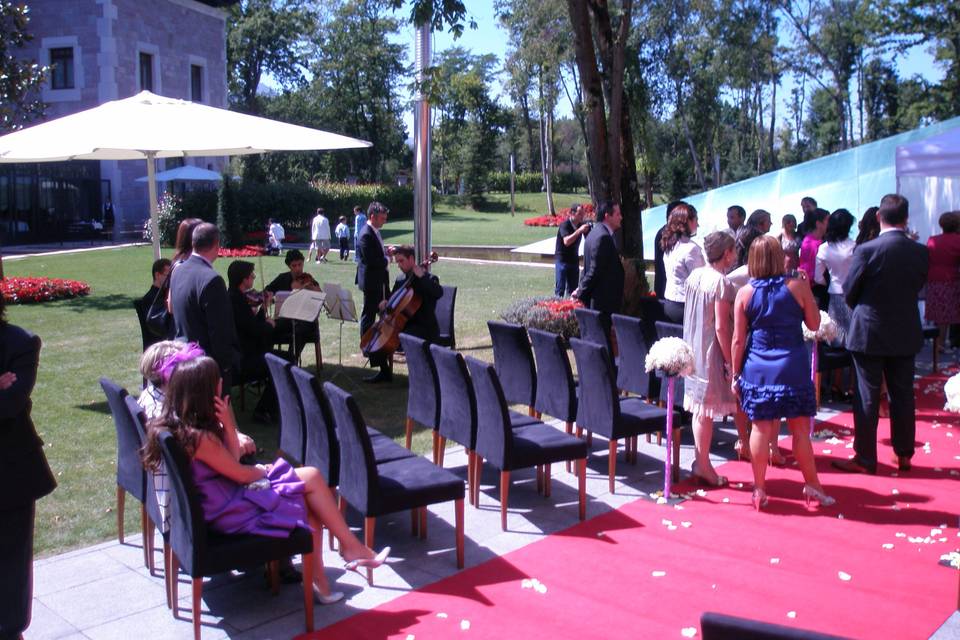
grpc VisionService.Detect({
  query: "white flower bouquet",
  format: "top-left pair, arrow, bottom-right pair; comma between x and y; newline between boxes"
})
645,336 -> 695,377
943,373 -> 960,413
802,310 -> 839,343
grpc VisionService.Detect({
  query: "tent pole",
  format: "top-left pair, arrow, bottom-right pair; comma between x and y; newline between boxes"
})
413,24 -> 432,263
146,151 -> 161,259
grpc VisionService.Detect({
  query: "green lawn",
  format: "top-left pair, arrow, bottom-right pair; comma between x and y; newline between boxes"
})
380,191 -> 588,246
4,245 -> 554,556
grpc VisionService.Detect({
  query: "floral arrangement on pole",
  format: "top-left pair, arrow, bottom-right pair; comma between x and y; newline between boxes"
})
644,336 -> 694,501
1,277 -> 91,304
944,374 -> 960,413
802,310 -> 839,343
523,203 -> 596,227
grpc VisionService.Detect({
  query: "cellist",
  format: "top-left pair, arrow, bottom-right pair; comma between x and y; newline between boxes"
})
381,245 -> 443,342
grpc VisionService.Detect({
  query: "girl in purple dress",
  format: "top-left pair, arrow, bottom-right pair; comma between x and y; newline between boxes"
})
143,355 -> 388,604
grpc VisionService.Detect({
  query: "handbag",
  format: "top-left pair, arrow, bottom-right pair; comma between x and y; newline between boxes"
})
145,272 -> 173,338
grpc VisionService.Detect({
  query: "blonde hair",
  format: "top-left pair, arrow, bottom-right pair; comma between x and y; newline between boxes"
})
139,340 -> 183,387
747,235 -> 786,279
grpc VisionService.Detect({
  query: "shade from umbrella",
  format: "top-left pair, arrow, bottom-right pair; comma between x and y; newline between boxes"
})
135,165 -> 225,182
0,91 -> 371,257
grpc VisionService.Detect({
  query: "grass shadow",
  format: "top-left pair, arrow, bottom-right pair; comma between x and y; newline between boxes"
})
58,294 -> 135,314
75,399 -> 111,415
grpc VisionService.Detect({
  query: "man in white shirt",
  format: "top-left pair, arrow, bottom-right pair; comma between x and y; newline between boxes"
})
267,218 -> 285,256
308,208 -> 332,263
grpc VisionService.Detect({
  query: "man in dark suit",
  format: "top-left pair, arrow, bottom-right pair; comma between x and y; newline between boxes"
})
356,201 -> 392,382
0,294 -> 56,640
573,201 -> 624,316
169,223 -> 239,391
833,194 -> 928,475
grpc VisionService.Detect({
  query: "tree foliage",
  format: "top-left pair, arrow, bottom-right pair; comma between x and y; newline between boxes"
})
0,1 -> 46,133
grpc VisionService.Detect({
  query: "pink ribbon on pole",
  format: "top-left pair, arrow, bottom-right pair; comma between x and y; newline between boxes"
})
665,375 -> 675,499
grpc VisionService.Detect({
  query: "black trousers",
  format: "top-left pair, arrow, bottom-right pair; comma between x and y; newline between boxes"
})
360,285 -> 388,370
661,299 -> 685,324
850,351 -> 917,466
0,503 -> 35,639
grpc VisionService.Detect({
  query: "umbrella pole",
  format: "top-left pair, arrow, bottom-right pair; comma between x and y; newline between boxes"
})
146,151 -> 161,259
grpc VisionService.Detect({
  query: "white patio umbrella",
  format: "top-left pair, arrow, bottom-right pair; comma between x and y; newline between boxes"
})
135,165 -> 225,183
0,91 -> 371,258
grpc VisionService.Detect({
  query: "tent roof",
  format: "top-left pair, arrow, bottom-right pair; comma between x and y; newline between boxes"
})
896,126 -> 960,178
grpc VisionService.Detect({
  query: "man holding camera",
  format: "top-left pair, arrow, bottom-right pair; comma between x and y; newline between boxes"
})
554,203 -> 591,297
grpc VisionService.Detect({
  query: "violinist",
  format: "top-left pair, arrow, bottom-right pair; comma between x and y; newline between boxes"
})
382,245 -> 442,343
265,249 -> 320,359
227,260 -> 278,422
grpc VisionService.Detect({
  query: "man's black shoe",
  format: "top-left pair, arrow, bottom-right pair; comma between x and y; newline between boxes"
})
363,370 -> 392,384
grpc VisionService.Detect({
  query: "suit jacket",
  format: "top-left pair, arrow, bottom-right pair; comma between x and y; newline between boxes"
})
578,222 -> 624,314
356,224 -> 389,297
843,230 -> 929,356
653,224 -> 667,298
392,271 -> 443,343
170,254 -> 239,373
0,324 -> 55,510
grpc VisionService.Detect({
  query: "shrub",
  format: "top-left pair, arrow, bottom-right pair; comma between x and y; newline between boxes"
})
141,192 -> 183,246
500,296 -> 583,339
486,171 -> 587,193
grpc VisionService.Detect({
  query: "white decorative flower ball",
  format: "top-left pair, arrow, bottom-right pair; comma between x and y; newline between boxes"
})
803,310 -> 839,342
645,336 -> 695,377
944,373 -> 960,413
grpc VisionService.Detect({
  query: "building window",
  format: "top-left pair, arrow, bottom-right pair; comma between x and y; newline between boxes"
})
50,47 -> 75,90
190,65 -> 203,102
139,52 -> 154,91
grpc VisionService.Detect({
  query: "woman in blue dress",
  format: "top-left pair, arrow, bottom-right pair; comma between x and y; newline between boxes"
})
731,236 -> 835,511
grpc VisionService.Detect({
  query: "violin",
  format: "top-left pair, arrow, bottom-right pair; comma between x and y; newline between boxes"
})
244,288 -> 267,308
293,271 -> 321,291
361,252 -> 439,358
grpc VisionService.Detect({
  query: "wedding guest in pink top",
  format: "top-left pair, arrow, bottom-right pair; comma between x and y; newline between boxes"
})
799,208 -> 829,309
925,211 -> 960,350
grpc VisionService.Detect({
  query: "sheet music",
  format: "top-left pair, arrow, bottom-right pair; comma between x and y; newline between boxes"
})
276,289 -> 326,322
323,282 -> 357,323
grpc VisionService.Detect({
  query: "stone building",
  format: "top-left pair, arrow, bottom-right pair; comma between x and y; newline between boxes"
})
1,0 -> 237,244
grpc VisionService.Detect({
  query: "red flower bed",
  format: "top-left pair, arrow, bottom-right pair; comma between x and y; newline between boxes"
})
523,203 -> 596,227
1,277 -> 91,304
218,245 -> 265,257
534,298 -> 583,318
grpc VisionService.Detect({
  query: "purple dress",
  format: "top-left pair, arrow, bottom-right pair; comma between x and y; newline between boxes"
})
191,457 -> 310,538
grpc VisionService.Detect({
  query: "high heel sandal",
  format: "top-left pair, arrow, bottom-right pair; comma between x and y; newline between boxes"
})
752,488 -> 768,511
734,439 -> 751,462
802,485 -> 836,507
769,444 -> 787,467
690,461 -> 729,488
312,585 -> 345,605
344,546 -> 391,585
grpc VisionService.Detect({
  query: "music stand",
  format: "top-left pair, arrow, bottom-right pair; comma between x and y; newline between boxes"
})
277,289 -> 327,369
323,282 -> 358,365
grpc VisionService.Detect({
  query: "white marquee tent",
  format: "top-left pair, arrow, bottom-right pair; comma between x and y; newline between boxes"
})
896,126 -> 960,240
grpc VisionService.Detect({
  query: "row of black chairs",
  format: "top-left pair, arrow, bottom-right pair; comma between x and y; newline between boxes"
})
100,378 -> 316,640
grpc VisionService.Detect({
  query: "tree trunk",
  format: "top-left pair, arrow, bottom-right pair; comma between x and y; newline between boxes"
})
520,94 -> 536,171
769,78 -> 777,169
678,90 -> 706,190
544,103 -> 556,215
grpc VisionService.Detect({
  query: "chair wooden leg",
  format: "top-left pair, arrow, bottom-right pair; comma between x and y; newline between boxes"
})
465,450 -> 474,507
315,338 -> 322,371
672,427 -> 682,484
536,465 -> 543,495
455,498 -> 465,569
815,371 -> 822,409
268,560 -> 280,595
578,458 -> 587,520
608,440 -> 618,494
544,463 -> 551,498
645,433 -> 651,443
419,507 -> 427,540
437,437 -> 447,467
140,503 -> 149,569
117,485 -> 125,544
576,425 -> 583,439
500,471 -> 510,531
587,431 -> 593,446
301,549 -> 315,633
432,431 -> 441,464
656,432 -> 662,446
405,417 -> 414,450
192,577 -> 203,640
473,455 -> 484,506
163,541 -> 172,610
565,422 -> 574,473
170,554 -> 180,618
364,517 -> 376,585
528,405 -> 536,417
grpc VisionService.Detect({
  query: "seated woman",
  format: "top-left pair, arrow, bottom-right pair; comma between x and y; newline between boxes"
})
227,261 -> 279,421
732,236 -> 835,511
142,355 -> 388,603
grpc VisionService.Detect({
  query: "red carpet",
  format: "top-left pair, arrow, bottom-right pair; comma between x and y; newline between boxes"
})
303,372 -> 960,639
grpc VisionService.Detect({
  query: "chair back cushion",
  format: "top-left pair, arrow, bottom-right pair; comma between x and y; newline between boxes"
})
265,353 -> 305,464
575,307 -> 613,354
569,338 -> 618,437
435,285 -> 458,347
123,395 -> 163,530
399,333 -> 440,429
291,366 -> 339,487
323,382 -> 378,513
464,356 -> 511,466
700,612 -> 849,640
158,430 -> 206,576
612,313 -> 653,396
487,321 -> 536,408
528,328 -> 577,422
99,377 -> 146,501
429,344 -> 477,450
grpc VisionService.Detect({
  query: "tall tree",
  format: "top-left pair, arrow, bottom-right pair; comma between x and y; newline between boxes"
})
0,1 -> 46,133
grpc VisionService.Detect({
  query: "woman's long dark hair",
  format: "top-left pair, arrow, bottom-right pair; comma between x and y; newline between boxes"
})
825,209 -> 855,244
172,218 -> 204,263
142,356 -> 223,471
660,203 -> 697,253
855,207 -> 880,245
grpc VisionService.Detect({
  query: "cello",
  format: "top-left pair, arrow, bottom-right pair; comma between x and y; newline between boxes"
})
360,251 -> 439,358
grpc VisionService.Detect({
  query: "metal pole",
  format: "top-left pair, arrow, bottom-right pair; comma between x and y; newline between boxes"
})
146,151 -> 161,259
510,153 -> 515,217
413,25 -> 432,263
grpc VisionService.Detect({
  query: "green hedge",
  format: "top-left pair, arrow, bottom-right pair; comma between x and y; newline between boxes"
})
486,171 -> 587,193
180,181 -> 415,246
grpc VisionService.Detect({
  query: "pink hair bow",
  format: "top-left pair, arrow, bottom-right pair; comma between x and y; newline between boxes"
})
156,342 -> 206,384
